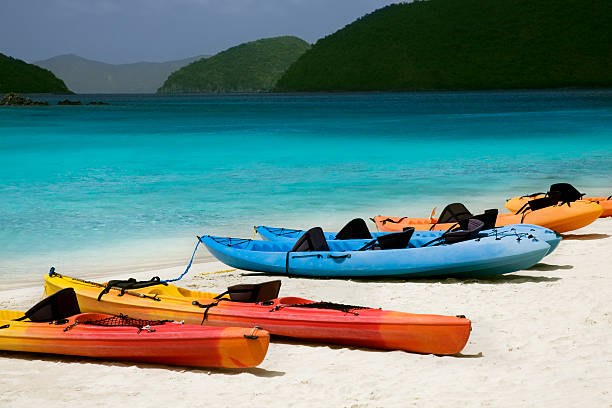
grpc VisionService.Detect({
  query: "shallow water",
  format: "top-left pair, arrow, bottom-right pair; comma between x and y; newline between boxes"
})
1,90 -> 611,286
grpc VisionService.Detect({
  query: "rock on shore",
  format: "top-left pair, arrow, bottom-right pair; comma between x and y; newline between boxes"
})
0,93 -> 48,106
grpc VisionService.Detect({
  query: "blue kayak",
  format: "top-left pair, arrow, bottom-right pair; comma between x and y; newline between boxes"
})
255,223 -> 561,255
201,228 -> 550,279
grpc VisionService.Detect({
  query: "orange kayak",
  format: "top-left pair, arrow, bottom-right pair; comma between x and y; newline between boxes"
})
0,307 -> 268,369
44,272 -> 472,355
374,201 -> 603,233
505,183 -> 611,219
584,197 -> 612,217
506,195 -> 611,218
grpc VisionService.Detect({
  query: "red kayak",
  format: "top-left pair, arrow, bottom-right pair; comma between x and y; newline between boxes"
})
0,289 -> 269,368
45,272 -> 472,355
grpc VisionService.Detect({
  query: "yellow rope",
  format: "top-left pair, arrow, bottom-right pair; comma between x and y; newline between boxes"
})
199,268 -> 237,276
199,228 -> 254,277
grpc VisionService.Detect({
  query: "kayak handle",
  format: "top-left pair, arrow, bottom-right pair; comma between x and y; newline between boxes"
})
244,326 -> 264,340
327,254 -> 351,259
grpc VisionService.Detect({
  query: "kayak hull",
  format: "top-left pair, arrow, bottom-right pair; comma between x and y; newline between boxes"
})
201,235 -> 550,278
375,201 -> 602,233
44,274 -> 471,355
506,195 -> 612,218
584,197 -> 612,217
0,310 -> 269,368
256,224 -> 562,255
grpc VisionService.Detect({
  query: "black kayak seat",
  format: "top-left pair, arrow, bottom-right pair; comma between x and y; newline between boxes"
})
529,191 -> 561,211
218,280 -> 282,303
377,227 -> 415,250
291,227 -> 330,252
443,218 -> 485,244
515,191 -> 561,214
460,209 -> 498,230
549,183 -> 585,204
335,218 -> 372,240
436,203 -> 473,224
14,288 -> 81,322
97,276 -> 167,301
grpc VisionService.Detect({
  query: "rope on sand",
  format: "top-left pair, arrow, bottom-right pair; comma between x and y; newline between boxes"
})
199,268 -> 237,276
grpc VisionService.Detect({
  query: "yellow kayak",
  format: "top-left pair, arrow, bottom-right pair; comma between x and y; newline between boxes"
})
43,272 -> 472,354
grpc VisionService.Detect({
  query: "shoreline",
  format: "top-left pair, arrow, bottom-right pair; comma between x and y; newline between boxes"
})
1,218 -> 611,407
4,194 -> 612,289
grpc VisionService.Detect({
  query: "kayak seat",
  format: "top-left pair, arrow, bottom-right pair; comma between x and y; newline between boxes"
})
335,218 -> 372,240
97,276 -> 168,301
514,191 -> 561,214
14,288 -> 80,322
528,191 -> 561,212
377,228 -> 415,250
291,227 -> 330,252
429,203 -> 473,230
443,219 -> 485,244
460,209 -> 498,230
218,280 -> 282,303
358,228 -> 415,251
548,183 -> 585,204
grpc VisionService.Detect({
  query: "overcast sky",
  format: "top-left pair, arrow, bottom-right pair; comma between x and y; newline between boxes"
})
0,0 -> 400,64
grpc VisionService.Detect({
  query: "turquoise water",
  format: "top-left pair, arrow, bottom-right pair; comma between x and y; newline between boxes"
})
1,90 -> 611,286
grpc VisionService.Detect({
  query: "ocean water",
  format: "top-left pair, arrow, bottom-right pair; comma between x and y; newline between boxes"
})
1,90 -> 611,287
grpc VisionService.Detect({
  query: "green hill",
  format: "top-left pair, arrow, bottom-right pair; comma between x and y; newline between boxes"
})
276,0 -> 612,91
158,36 -> 310,93
0,53 -> 71,94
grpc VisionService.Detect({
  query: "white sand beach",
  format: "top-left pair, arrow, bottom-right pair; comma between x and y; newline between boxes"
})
1,219 -> 611,408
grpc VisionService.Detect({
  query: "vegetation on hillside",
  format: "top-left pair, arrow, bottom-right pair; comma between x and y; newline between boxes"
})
275,0 -> 612,91
158,36 -> 310,93
0,54 -> 71,93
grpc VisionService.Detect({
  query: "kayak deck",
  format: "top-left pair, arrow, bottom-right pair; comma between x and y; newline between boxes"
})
0,310 -> 269,368
44,273 -> 472,355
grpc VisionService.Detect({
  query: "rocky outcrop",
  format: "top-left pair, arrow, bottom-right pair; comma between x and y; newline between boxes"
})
57,99 -> 82,105
0,93 -> 48,106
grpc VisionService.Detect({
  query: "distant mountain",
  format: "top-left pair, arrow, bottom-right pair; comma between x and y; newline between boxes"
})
276,0 -> 612,91
0,53 -> 71,94
35,54 -> 206,94
158,36 -> 310,93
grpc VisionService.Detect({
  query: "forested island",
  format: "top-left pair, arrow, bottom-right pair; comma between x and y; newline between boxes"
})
158,36 -> 310,93
0,53 -> 71,94
276,0 -> 612,91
